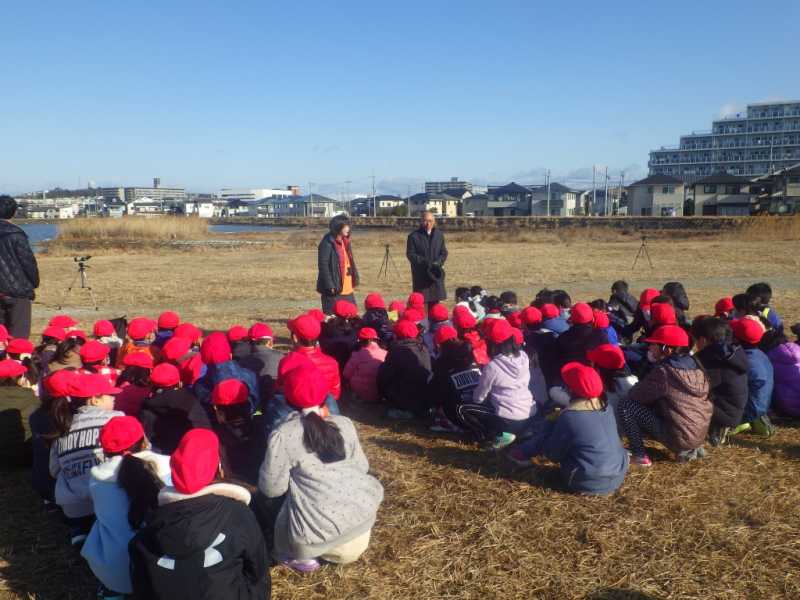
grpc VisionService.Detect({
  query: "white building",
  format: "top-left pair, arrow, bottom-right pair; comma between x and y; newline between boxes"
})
219,188 -> 295,202
184,200 -> 215,218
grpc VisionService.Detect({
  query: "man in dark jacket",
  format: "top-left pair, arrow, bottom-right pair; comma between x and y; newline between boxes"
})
316,214 -> 359,314
692,317 -> 749,446
406,211 -> 448,307
0,196 -> 39,338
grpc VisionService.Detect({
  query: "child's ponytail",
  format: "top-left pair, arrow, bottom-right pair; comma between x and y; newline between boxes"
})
301,412 -> 346,463
117,448 -> 165,529
48,395 -> 81,439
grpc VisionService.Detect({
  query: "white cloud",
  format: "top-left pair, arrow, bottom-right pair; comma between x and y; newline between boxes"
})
718,101 -> 744,118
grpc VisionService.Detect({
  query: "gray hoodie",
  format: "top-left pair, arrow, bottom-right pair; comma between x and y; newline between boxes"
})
472,352 -> 534,420
258,413 -> 384,560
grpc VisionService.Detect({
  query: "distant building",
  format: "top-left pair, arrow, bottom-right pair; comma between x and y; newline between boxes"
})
751,162 -> 800,215
425,177 -> 472,195
691,173 -> 753,216
184,200 -> 215,218
485,182 -> 533,215
219,187 -> 296,202
627,174 -> 685,216
350,195 -> 405,216
96,180 -> 185,204
408,192 -> 460,217
254,194 -> 339,218
462,194 -> 519,216
530,183 -> 580,216
649,100 -> 800,184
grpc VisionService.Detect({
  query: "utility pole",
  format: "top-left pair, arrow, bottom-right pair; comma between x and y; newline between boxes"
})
546,169 -> 551,216
406,184 -> 411,217
592,166 -> 596,216
371,171 -> 376,217
618,171 -> 625,215
345,180 -> 352,215
604,166 -> 609,216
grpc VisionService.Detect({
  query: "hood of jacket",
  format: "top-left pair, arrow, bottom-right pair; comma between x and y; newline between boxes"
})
662,355 -> 708,397
698,342 -> 749,375
0,220 -> 25,238
144,388 -> 198,415
490,351 -> 529,378
768,342 -> 800,366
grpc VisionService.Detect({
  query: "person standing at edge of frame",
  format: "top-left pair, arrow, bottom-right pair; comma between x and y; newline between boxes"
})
0,195 -> 40,339
317,214 -> 359,315
406,211 -> 448,313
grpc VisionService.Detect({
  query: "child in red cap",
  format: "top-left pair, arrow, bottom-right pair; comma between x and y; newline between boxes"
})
618,325 -> 711,466
453,309 -> 490,367
555,302 -> 609,368
343,327 -> 387,403
730,317 -> 776,437
361,292 -> 394,346
153,311 -> 180,349
377,319 -> 432,419
82,416 -> 171,598
113,352 -> 154,416
116,317 -> 160,370
0,358 -> 38,466
278,314 -> 341,402
509,363 -> 628,496
422,303 -> 452,360
237,323 -> 284,403
259,364 -> 383,573
320,300 -> 362,372
586,343 -> 637,429
210,379 -> 266,483
50,372 -> 125,544
130,429 -> 270,599
93,319 -> 123,365
79,340 -> 121,391
193,332 -> 260,412
428,327 -> 480,434
33,325 -> 66,376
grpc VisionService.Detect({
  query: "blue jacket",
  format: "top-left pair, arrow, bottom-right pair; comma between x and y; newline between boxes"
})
604,326 -> 620,346
742,347 -> 774,422
81,451 -> 172,594
194,360 -> 260,412
541,403 -> 629,495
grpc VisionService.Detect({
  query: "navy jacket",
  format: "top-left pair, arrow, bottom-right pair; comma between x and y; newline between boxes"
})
194,360 -> 260,413
695,343 -> 749,428
742,347 -> 774,422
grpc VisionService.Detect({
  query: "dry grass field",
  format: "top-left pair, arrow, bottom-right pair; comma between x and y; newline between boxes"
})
3,224 -> 800,599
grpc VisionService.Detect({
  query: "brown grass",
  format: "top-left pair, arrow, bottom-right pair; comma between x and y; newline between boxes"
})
3,230 -> 800,599
51,216 -> 209,251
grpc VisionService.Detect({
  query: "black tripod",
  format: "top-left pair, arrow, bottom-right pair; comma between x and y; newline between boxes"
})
378,244 -> 400,279
632,235 -> 653,270
58,256 -> 99,310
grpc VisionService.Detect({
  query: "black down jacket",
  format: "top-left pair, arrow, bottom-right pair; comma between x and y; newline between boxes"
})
0,221 -> 39,299
695,342 -> 749,428
406,227 -> 448,303
316,232 -> 359,296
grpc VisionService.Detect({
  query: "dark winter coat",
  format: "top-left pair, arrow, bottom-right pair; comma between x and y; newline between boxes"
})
742,347 -> 774,423
525,329 -> 561,387
130,483 -> 270,600
319,318 -> 359,372
316,233 -> 359,296
29,406 -> 55,500
138,389 -> 212,455
361,308 -> 394,347
238,345 -> 284,402
0,386 -> 36,466
608,290 -> 638,322
377,338 -> 432,415
695,343 -> 749,428
556,324 -> 608,368
194,360 -> 260,413
430,342 -> 480,424
0,220 -> 39,299
406,227 -> 448,303
213,419 -> 267,485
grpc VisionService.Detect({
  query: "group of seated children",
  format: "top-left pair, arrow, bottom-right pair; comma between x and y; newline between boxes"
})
0,312 -> 384,599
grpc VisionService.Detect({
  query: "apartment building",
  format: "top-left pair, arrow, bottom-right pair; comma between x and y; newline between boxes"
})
424,177 -> 473,195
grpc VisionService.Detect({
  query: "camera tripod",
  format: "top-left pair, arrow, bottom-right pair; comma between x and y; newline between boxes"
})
632,235 -> 654,270
58,257 -> 99,311
378,244 -> 400,279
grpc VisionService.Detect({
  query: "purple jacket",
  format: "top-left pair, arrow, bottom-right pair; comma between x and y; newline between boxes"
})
472,352 -> 533,420
768,342 -> 800,417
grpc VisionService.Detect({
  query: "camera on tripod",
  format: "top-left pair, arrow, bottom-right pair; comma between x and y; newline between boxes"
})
58,256 -> 98,310
74,255 -> 92,264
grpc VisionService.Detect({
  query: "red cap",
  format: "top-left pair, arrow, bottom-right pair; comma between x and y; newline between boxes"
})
487,319 -> 514,344
507,311 -> 523,329
715,297 -> 735,316
512,327 -> 524,345
100,416 -> 144,454
651,302 -> 677,326
200,332 -> 232,365
394,320 -> 419,340
42,326 -> 67,342
66,329 -> 88,342
157,311 -> 180,330
453,311 -> 477,330
0,359 -> 27,378
428,303 -> 449,323
642,325 -> 690,348
170,429 -> 220,495
0,324 -> 9,342
357,327 -> 378,341
123,352 -> 155,369
43,369 -> 75,397
364,293 -> 386,311
731,318 -> 766,345
227,325 -> 248,343
79,340 -> 110,363
7,338 -> 34,355
388,300 -> 405,313
128,317 -> 155,341
569,303 -> 594,325
49,315 -> 78,328
402,308 -> 425,324
639,288 -> 660,309
174,323 -> 202,344
592,310 -> 610,329
248,323 -> 273,340
333,300 -> 358,319
283,364 -> 329,410
93,320 -> 115,338
151,363 -> 181,387
521,306 -> 543,327
68,373 -> 122,398
161,337 -> 192,362
540,303 -> 560,320
586,344 -> 626,370
407,292 -> 425,309
307,309 -> 326,323
211,379 -> 249,406
288,314 -> 322,342
434,325 -> 458,345
561,362 -> 604,399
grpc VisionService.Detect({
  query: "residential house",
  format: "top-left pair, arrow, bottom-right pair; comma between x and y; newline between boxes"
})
627,174 -> 685,216
485,182 -> 533,215
408,192 -> 460,217
462,194 -> 519,216
752,162 -> 800,214
531,183 -> 580,216
692,173 -> 753,216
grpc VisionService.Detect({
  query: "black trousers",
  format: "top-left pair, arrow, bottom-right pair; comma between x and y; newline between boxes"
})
0,296 -> 32,339
320,293 -> 356,315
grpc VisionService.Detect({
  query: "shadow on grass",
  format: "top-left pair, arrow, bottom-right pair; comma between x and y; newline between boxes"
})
585,589 -> 664,600
728,435 -> 800,459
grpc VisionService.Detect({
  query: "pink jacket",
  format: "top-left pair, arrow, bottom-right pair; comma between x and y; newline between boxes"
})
344,343 -> 388,402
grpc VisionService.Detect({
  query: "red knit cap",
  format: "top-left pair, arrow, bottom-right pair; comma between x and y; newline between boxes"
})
227,325 -> 248,343
7,338 -> 34,355
731,318 -> 766,345
540,303 -> 560,320
68,373 -> 122,398
43,369 -> 75,397
100,416 -> 144,454
388,300 -> 405,313
364,293 -> 386,311
453,311 -> 477,330
402,308 -> 425,324
162,337 -> 192,362
200,332 -> 232,365
586,344 -> 626,370
428,303 -> 449,323
151,363 -> 181,388
170,429 -> 220,495
434,325 -> 458,345
512,327 -> 524,345
307,309 -> 326,323
357,327 -> 379,341
283,363 -> 329,410
569,303 -> 594,325
333,300 -> 358,319
123,352 -> 155,369
394,320 -> 419,340
651,302 -> 677,326
174,323 -> 202,344
639,288 -> 660,309
0,359 -> 26,379
248,323 -> 273,340
521,306 -> 543,327
49,315 -> 78,328
592,310 -> 610,329
0,324 -> 8,342
642,325 -> 689,348
561,362 -> 604,399
487,319 -> 514,344
42,326 -> 67,342
66,329 -> 88,341
287,314 -> 322,342
128,317 -> 155,341
715,297 -> 734,316
79,340 -> 110,363
211,379 -> 249,406
93,320 -> 115,338
507,311 -> 523,329
157,311 -> 180,330
407,292 -> 425,309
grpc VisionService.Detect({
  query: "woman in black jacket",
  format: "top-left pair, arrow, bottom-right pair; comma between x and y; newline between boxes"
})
316,215 -> 359,314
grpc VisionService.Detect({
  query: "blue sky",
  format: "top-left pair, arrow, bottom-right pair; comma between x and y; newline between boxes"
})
1,1 -> 798,197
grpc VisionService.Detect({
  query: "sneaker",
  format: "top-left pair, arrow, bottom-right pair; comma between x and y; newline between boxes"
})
506,448 -> 531,468
696,447 -> 707,459
708,426 -> 730,447
491,432 -> 516,450
429,415 -> 463,433
677,448 -> 700,463
629,453 -> 652,467
730,422 -> 752,436
280,558 -> 321,573
750,415 -> 776,437
386,409 -> 414,421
